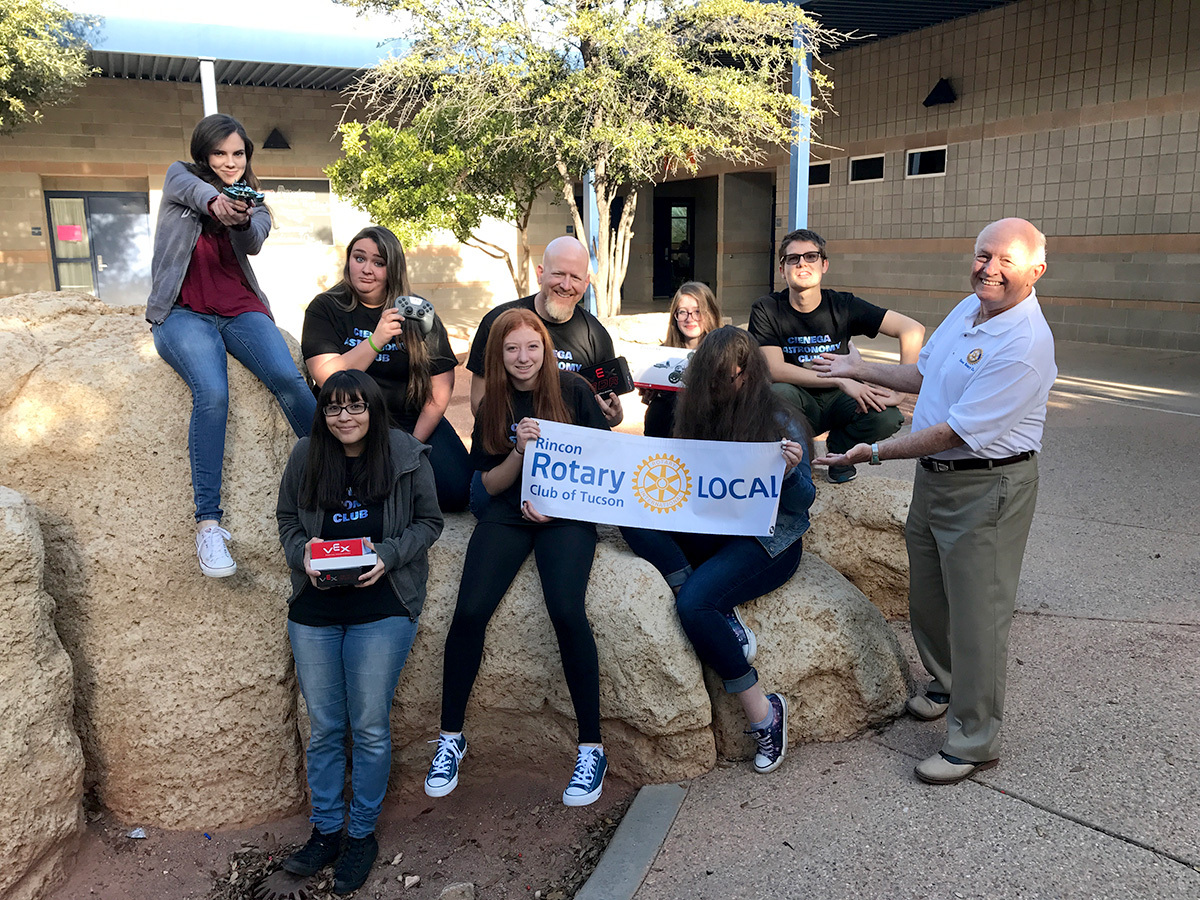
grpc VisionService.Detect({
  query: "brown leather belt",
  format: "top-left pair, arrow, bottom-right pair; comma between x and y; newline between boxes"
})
919,451 -> 1034,472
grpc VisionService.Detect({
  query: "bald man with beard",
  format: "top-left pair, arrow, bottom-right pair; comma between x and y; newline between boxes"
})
468,236 -> 622,426
813,218 -> 1057,785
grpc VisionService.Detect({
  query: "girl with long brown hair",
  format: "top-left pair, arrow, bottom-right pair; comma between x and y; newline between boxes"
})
624,326 -> 815,775
424,308 -> 612,808
303,225 -> 470,511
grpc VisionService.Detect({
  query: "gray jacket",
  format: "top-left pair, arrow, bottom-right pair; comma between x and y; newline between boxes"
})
276,430 -> 444,618
145,161 -> 272,325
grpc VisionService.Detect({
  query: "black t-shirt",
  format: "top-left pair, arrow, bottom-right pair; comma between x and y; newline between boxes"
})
470,370 -> 609,524
466,296 -> 616,378
642,390 -> 677,439
289,457 -> 402,626
302,291 -> 458,432
748,288 -> 887,371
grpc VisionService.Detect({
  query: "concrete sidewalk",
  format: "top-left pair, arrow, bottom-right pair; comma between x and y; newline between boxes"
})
595,338 -> 1200,899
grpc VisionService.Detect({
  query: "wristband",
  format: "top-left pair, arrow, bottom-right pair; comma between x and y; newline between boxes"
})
367,334 -> 383,354
515,445 -> 525,456
869,442 -> 881,465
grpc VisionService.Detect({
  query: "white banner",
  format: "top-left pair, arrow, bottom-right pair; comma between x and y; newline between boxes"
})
520,420 -> 786,535
626,343 -> 695,392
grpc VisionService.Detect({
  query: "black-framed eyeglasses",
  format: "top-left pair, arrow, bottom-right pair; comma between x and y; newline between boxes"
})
323,401 -> 368,417
674,309 -> 702,321
780,251 -> 825,266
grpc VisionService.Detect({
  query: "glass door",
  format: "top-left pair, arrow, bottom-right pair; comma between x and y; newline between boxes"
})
45,191 -> 152,305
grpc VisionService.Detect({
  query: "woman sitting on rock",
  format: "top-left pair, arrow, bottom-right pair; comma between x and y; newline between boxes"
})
302,225 -> 471,512
147,113 -> 316,578
623,326 -> 815,774
424,307 -> 611,807
641,281 -> 722,438
276,369 -> 443,895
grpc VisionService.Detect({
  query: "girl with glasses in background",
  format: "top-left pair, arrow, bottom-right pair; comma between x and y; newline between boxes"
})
641,281 -> 722,437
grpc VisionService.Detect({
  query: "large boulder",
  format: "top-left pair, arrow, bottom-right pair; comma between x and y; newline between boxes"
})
387,520 -> 718,784
806,478 -> 913,619
0,487 -> 85,900
0,293 -> 305,829
705,553 -> 909,760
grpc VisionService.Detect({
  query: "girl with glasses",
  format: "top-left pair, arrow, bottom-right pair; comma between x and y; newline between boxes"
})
147,114 -> 317,578
276,369 -> 443,894
424,308 -> 612,808
642,281 -> 722,437
623,327 -> 815,775
303,226 -> 471,512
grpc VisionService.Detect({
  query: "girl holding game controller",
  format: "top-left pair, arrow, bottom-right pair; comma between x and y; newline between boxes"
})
146,114 -> 316,579
303,225 -> 471,512
423,307 -> 612,809
276,368 -> 443,895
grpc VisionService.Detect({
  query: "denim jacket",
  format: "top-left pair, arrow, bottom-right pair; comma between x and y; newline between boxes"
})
276,430 -> 444,618
756,413 -> 816,559
145,161 -> 272,325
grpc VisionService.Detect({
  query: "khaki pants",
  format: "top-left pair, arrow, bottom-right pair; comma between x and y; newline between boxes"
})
906,455 -> 1039,761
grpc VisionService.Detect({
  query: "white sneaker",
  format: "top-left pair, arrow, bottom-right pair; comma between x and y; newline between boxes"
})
196,525 -> 237,577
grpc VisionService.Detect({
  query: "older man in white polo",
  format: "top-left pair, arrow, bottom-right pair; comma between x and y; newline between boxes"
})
813,217 -> 1056,785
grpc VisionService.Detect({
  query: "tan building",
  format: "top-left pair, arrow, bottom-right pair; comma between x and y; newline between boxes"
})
2,0 -> 1198,350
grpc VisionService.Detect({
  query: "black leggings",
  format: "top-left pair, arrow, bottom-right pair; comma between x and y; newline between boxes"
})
440,519 -> 601,743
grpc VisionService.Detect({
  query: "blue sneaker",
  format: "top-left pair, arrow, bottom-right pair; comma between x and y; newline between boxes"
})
562,746 -> 607,807
725,607 -> 757,664
747,693 -> 788,774
424,733 -> 466,798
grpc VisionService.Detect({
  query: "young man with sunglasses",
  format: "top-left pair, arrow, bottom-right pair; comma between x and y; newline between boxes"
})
749,229 -> 925,483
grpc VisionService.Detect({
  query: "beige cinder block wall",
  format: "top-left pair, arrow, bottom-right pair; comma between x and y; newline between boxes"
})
783,0 -> 1200,351
0,76 -> 516,340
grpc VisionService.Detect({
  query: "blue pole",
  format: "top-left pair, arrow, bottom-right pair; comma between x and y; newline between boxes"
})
582,168 -> 600,315
788,27 -> 812,231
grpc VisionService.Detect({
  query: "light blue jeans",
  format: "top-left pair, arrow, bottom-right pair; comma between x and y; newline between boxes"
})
288,616 -> 419,838
152,306 -> 315,522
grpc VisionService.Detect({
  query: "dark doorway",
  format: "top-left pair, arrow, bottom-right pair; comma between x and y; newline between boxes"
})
45,191 -> 152,305
653,198 -> 695,298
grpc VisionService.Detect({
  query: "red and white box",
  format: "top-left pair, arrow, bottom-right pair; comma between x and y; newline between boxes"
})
311,538 -> 377,587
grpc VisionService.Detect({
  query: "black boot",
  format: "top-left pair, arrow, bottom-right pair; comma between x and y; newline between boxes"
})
333,833 -> 378,895
281,826 -> 342,877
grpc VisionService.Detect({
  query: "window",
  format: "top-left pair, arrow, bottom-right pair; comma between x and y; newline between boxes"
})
849,154 -> 884,183
809,162 -> 831,186
906,146 -> 947,178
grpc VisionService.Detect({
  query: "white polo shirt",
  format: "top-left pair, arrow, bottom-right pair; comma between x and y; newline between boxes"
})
912,288 -> 1057,460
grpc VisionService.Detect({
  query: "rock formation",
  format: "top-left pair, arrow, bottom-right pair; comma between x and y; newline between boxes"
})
0,293 -> 305,829
0,291 -> 910,846
806,478 -> 914,619
0,487 -> 85,900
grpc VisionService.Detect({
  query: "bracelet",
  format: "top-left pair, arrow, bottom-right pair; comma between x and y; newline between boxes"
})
515,445 -> 525,456
367,334 -> 382,353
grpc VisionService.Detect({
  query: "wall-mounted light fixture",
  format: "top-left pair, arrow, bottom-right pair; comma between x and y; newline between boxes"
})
923,78 -> 956,107
263,128 -> 291,149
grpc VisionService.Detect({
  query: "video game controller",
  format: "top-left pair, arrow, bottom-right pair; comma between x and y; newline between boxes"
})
395,295 -> 435,336
221,183 -> 265,205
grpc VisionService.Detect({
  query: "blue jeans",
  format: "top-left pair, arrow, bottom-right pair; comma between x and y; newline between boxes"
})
621,528 -> 804,693
288,616 -> 418,838
152,307 -> 316,522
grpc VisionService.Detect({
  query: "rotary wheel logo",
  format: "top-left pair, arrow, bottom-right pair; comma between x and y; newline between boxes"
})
631,454 -> 692,513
